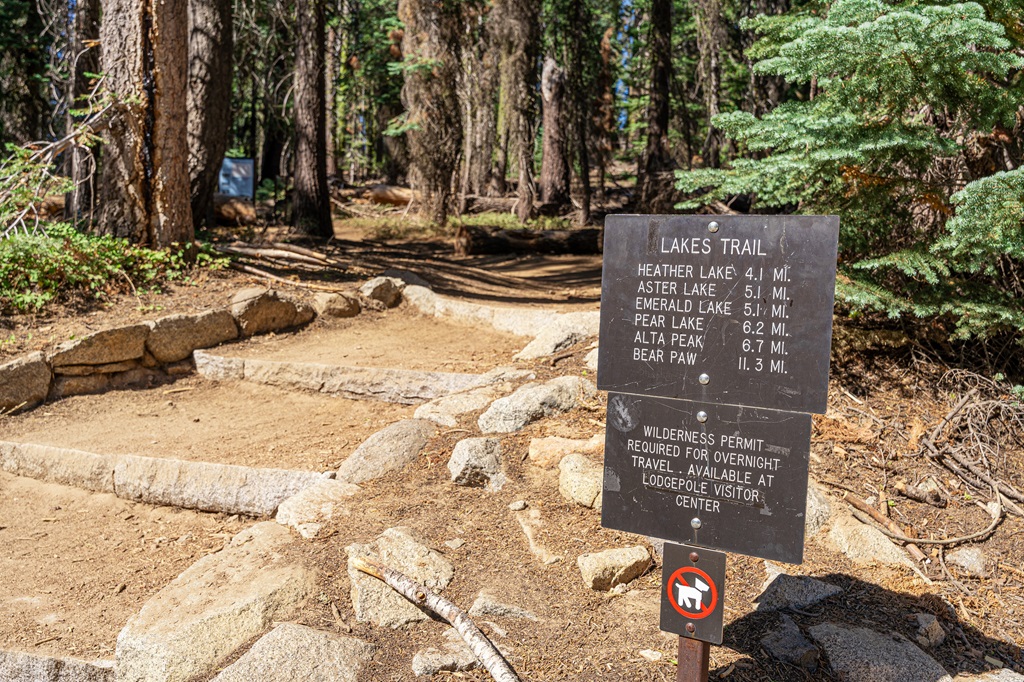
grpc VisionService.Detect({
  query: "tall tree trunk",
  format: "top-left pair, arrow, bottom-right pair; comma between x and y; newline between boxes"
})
65,0 -> 101,224
501,0 -> 540,223
567,0 -> 591,224
398,0 -> 463,227
187,0 -> 233,230
693,0 -> 725,168
490,88 -> 510,196
325,18 -> 341,179
99,0 -> 193,246
539,56 -> 568,205
292,0 -> 332,236
461,11 -> 500,199
637,0 -> 672,210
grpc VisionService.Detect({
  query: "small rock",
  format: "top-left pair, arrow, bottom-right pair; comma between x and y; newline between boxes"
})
528,433 -> 603,468
584,347 -> 599,371
230,288 -> 314,337
808,622 -> 952,682
516,509 -> 561,565
346,527 -> 454,628
638,650 -> 662,662
383,269 -> 430,288
48,324 -> 149,367
337,419 -> 434,484
648,538 -> 665,560
448,437 -> 505,490
514,311 -> 601,360
210,623 -> 373,682
828,514 -> 915,569
360,277 -> 403,308
508,500 -> 527,511
414,385 -> 506,427
478,376 -> 597,433
805,481 -> 832,536
146,309 -> 238,363
0,650 -> 113,682
577,546 -> 651,591
914,613 -> 946,648
558,454 -> 603,509
312,292 -> 361,318
468,591 -> 538,621
755,574 -> 843,612
944,547 -> 989,578
444,538 -> 465,550
411,629 -> 483,677
761,614 -> 819,670
193,350 -> 245,381
0,351 -> 51,413
276,480 -> 362,539
49,373 -> 110,399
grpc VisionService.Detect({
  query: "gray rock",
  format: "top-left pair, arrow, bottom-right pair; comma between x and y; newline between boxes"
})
478,376 -> 597,433
956,672 -> 1024,682
508,500 -> 527,511
116,523 -> 316,682
448,437 -> 504,489
755,574 -> 843,612
515,509 -> 561,565
346,527 -> 454,628
113,455 -> 323,516
805,481 -> 832,536
915,613 -> 946,648
146,309 -> 239,363
383,268 -> 430,288
761,614 -> 819,670
577,546 -> 652,591
312,292 -> 361,318
48,324 -> 149,367
360,277 -> 404,307
49,373 -> 109,399
828,514 -> 915,569
584,347 -> 599,371
558,453 -> 603,509
514,311 -> 602,360
210,623 -> 373,682
193,350 -> 245,381
0,650 -> 113,681
945,547 -> 989,578
468,591 -> 538,621
528,433 -> 603,468
0,441 -> 115,493
55,360 -> 139,376
276,479 -> 362,538
402,286 -> 560,336
337,419 -> 434,484
412,629 -> 479,677
648,538 -> 665,560
230,288 -> 314,336
807,622 -> 952,682
414,385 -> 506,427
0,351 -> 51,412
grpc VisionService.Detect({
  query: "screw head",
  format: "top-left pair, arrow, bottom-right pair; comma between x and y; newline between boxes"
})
689,551 -> 700,563
690,517 -> 702,530
686,622 -> 696,633
696,411 -> 708,423
708,221 -> 719,233
698,373 -> 710,385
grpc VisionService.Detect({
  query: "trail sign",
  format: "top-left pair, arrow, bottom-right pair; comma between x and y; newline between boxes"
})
660,543 -> 727,645
597,215 -> 838,415
601,392 -> 811,563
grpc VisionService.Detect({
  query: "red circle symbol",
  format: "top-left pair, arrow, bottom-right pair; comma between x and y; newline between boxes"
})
666,566 -> 718,619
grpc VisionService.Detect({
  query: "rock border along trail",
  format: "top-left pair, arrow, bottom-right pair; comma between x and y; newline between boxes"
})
1,276 -> 1021,681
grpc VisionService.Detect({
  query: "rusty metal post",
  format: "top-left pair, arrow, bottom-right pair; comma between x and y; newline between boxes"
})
677,635 -> 710,682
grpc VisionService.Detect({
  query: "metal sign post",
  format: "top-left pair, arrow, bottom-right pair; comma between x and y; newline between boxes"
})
596,214 -> 839,681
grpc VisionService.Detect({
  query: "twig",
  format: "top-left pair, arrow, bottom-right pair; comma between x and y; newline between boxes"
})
549,350 -> 576,367
922,390 -> 977,457
938,547 -> 971,594
351,556 -> 521,682
845,493 -> 929,563
228,262 -> 349,292
849,503 -> 1002,546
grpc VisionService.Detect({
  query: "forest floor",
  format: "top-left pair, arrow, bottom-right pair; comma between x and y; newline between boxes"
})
0,211 -> 1022,680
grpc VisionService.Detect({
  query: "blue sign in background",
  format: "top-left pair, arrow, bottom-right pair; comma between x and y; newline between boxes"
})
218,158 -> 255,199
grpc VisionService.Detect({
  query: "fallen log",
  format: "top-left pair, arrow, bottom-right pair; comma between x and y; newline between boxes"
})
369,184 -> 419,206
456,224 -> 602,256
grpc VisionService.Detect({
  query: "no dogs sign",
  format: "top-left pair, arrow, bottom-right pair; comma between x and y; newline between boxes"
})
660,543 -> 726,645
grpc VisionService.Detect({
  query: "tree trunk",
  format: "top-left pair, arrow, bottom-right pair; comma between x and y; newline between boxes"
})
539,56 -> 569,206
292,0 -> 332,236
500,0 -> 541,224
65,0 -> 101,224
99,0 -> 193,246
187,0 -> 233,230
325,18 -> 341,179
567,0 -> 591,225
398,0 -> 463,227
693,0 -> 725,168
637,0 -> 672,210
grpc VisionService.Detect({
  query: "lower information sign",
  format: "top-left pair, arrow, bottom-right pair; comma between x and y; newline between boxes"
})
602,392 -> 811,564
661,543 -> 727,645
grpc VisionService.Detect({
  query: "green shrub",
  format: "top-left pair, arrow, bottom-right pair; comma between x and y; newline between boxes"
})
0,223 -> 227,314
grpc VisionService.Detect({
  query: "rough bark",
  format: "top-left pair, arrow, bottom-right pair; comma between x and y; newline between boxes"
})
566,0 -> 591,225
65,0 -> 101,223
693,0 -> 725,168
99,0 -> 193,246
539,56 -> 569,205
187,0 -> 234,230
326,18 -> 341,179
460,7 -> 500,200
499,0 -> 541,223
398,0 -> 463,227
637,0 -> 673,211
292,0 -> 332,236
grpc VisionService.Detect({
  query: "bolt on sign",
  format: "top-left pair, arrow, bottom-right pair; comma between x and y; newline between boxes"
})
597,215 -> 839,565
